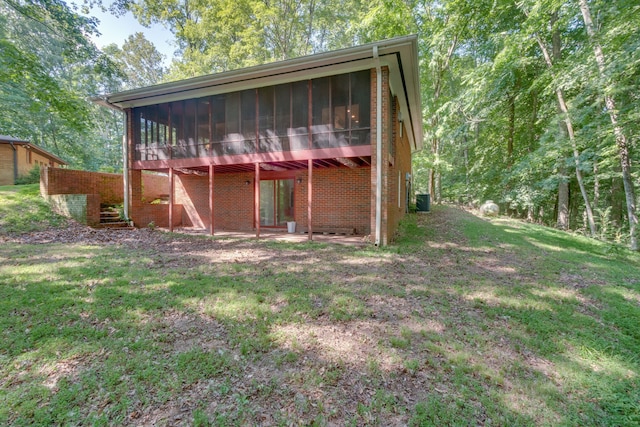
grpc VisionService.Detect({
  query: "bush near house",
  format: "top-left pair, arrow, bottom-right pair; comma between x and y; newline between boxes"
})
14,166 -> 40,185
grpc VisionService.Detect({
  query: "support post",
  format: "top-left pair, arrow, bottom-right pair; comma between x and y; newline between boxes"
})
255,163 -> 260,238
374,45 -> 383,246
169,167 -> 174,232
209,164 -> 214,235
122,134 -> 129,221
308,158 -> 313,241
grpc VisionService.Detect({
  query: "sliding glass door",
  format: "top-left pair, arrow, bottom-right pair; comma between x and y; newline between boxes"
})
260,179 -> 294,226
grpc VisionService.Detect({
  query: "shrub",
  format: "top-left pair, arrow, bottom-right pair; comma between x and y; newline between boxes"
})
15,166 -> 40,185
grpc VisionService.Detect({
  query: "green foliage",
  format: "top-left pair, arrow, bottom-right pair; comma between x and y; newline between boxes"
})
0,0 -> 124,172
408,0 -> 639,249
14,166 -> 41,185
115,0 -> 365,78
0,184 -> 66,233
103,32 -> 166,89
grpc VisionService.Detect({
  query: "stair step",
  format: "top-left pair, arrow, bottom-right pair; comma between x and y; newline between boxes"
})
100,211 -> 120,218
101,219 -> 125,224
97,221 -> 132,229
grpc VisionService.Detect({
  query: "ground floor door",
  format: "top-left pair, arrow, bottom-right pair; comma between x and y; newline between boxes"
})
260,179 -> 294,226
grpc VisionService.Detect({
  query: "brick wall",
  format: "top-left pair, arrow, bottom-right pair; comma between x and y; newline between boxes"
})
42,168 -> 123,204
142,173 -> 169,202
386,96 -> 413,241
168,168 -> 370,234
42,168 -> 167,204
295,167 -> 371,235
368,67 -> 413,244
134,204 -> 183,228
175,174 -> 208,228
174,172 -> 256,231
40,167 -> 170,226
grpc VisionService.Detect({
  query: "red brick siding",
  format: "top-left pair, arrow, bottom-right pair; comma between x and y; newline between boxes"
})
369,67 -> 412,244
160,168 -> 370,234
42,167 -> 167,205
86,194 -> 101,226
295,167 -> 371,235
212,172 -> 255,231
134,204 -> 183,228
174,172 -> 255,231
142,174 -> 169,202
42,168 -> 122,204
386,96 -> 413,241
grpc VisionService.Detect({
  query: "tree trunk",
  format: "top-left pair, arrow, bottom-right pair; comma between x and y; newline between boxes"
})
507,92 -> 515,168
611,168 -> 624,227
593,159 -> 599,209
463,133 -> 470,205
579,0 -> 638,250
557,164 -> 570,230
535,12 -> 597,236
428,37 -> 458,204
529,88 -> 538,152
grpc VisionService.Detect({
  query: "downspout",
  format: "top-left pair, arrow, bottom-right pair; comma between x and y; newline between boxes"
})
374,46 -> 382,246
9,142 -> 17,184
122,133 -> 129,221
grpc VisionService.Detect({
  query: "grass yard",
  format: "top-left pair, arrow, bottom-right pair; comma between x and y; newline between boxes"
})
1,185 -> 639,425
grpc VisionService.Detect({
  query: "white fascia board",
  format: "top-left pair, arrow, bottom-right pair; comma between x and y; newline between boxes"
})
110,58 -> 378,109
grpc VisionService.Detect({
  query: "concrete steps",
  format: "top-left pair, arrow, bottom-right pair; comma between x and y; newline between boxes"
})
98,206 -> 133,229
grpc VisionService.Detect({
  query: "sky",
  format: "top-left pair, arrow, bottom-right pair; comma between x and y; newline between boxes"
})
76,4 -> 175,66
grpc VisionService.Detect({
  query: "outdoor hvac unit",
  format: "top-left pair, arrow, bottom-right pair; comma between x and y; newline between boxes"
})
416,194 -> 431,212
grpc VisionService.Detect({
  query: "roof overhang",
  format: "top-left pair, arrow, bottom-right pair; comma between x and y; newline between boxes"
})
0,138 -> 68,165
97,35 -> 423,151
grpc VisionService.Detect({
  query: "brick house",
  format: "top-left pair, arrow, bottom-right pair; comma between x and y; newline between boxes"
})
98,36 -> 422,245
0,136 -> 67,185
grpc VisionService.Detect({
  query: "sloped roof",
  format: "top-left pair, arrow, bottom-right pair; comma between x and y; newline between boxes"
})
0,136 -> 68,165
97,35 -> 423,151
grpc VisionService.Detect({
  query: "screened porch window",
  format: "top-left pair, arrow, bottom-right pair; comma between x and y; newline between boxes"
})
132,70 -> 370,161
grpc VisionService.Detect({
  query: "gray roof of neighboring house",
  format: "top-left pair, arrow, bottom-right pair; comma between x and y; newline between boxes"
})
0,136 -> 68,165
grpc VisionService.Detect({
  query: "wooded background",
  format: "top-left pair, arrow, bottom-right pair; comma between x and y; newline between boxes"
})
1,0 -> 638,249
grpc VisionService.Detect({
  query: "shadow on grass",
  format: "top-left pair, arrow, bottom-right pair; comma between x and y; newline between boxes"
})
1,208 -> 639,425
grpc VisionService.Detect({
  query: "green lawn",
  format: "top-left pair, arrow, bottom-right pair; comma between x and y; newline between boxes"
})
1,186 -> 639,425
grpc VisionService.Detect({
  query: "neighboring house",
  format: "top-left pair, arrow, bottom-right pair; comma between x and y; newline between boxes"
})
0,136 -> 67,185
97,35 -> 422,245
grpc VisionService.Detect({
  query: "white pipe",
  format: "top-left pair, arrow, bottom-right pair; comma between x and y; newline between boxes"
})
122,130 -> 129,222
374,46 -> 382,246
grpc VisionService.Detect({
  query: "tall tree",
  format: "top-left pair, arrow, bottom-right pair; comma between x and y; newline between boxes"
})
105,32 -> 166,89
110,0 -> 362,78
578,0 -> 638,250
527,5 -> 597,236
0,0 -> 123,170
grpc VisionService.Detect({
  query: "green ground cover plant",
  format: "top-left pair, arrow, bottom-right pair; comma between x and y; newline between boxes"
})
1,186 -> 639,425
0,184 -> 66,234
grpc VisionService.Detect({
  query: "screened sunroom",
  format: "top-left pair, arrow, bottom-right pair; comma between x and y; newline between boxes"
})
133,71 -> 371,162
